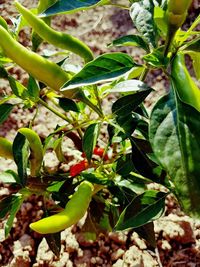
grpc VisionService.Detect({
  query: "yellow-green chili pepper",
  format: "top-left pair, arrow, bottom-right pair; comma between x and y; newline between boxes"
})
0,16 -> 8,31
31,0 -> 56,51
30,181 -> 94,234
0,25 -> 70,91
18,128 -> 43,177
171,52 -> 200,112
166,0 -> 192,29
15,1 -> 94,63
0,137 -> 13,159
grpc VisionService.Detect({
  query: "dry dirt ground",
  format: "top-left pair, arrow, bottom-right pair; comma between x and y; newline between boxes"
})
0,0 -> 200,266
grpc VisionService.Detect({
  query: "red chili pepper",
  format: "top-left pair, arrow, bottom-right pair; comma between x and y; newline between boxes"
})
70,160 -> 88,177
93,147 -> 109,160
82,147 -> 109,160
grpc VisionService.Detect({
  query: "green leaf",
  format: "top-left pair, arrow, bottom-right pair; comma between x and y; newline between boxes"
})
184,38 -> 200,52
13,132 -> 29,186
0,103 -> 14,124
130,0 -> 157,48
154,6 -> 168,37
61,53 -> 138,90
8,76 -> 28,99
0,170 -> 19,184
130,137 -> 158,181
58,98 -> 80,113
5,194 -> 23,237
112,89 -> 152,116
41,0 -> 108,17
108,80 -> 153,94
187,51 -> 200,80
0,65 -> 9,78
109,34 -> 149,52
83,123 -> 100,162
115,190 -> 166,230
143,48 -> 168,67
135,222 -> 156,248
45,232 -> 61,257
149,91 -> 200,217
116,154 -> 135,176
81,171 -> 114,186
27,76 -> 40,102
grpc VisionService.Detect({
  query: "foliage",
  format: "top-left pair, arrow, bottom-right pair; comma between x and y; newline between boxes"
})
0,0 -> 199,255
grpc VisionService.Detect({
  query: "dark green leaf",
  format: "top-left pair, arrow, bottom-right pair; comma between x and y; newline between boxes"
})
0,65 -> 9,78
0,103 -> 13,124
58,98 -> 80,113
83,123 -> 100,162
130,0 -> 157,48
27,76 -> 40,102
45,232 -> 61,257
184,38 -> 200,52
112,89 -> 152,116
115,190 -> 166,230
0,195 -> 16,219
5,194 -> 23,237
149,91 -> 200,217
0,170 -> 19,184
130,137 -> 158,181
116,113 -> 138,139
13,132 -> 29,186
117,179 -> 146,195
116,154 -> 135,176
61,53 -> 138,90
109,34 -> 149,52
41,0 -> 107,17
135,222 -> 156,248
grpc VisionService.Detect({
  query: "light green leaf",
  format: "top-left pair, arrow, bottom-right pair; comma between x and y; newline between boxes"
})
130,0 -> 157,48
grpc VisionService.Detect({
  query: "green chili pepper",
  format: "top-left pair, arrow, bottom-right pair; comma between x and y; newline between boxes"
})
0,137 -> 13,159
18,128 -> 43,177
0,25 -> 70,91
0,16 -> 8,31
166,0 -> 192,29
30,181 -> 94,234
15,1 -> 94,63
171,52 -> 200,112
31,0 -> 56,51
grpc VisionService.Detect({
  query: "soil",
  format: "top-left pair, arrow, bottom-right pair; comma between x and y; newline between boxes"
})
0,0 -> 200,266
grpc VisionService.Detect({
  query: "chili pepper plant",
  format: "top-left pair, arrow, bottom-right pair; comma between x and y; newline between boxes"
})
0,0 -> 199,255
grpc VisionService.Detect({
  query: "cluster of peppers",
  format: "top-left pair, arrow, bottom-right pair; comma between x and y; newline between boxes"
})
0,0 -> 198,235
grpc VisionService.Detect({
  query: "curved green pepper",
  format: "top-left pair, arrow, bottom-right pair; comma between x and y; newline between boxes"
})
30,181 -> 94,234
0,16 -> 8,31
18,128 -> 43,177
31,0 -> 56,51
171,52 -> 200,112
166,0 -> 192,29
0,25 -> 70,91
15,1 -> 94,63
0,137 -> 13,159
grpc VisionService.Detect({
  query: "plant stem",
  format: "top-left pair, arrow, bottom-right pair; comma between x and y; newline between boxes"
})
82,95 -> 104,118
163,27 -> 177,57
93,85 -> 103,113
38,98 -> 72,124
139,67 -> 149,81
